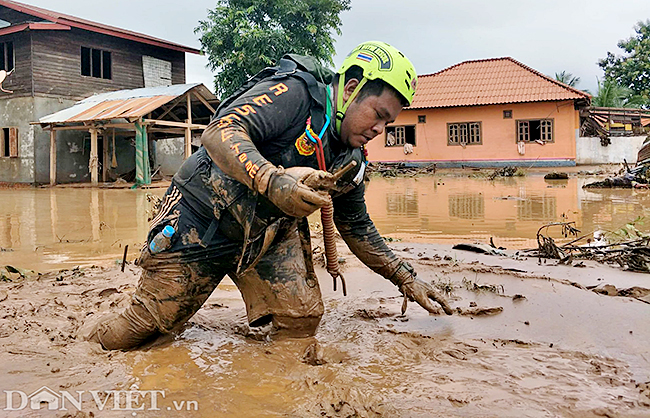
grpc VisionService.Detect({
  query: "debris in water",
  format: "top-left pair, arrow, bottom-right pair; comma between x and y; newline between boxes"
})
456,306 -> 503,316
525,220 -> 650,272
487,166 -> 525,180
544,172 -> 569,180
301,341 -> 327,366
453,243 -> 505,256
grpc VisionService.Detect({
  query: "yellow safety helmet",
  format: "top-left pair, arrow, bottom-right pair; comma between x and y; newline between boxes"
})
335,41 -> 417,133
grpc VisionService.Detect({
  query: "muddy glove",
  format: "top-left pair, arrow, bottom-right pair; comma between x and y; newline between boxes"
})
255,165 -> 334,218
390,261 -> 453,315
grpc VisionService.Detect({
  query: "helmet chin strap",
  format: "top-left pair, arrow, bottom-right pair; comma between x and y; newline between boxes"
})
335,76 -> 368,134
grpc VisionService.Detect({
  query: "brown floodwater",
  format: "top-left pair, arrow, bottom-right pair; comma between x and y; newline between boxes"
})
1,173 -> 648,272
1,173 -> 649,417
365,173 -> 650,249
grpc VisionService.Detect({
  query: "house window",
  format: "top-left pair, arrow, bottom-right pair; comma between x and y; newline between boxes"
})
81,47 -> 111,79
517,119 -> 553,143
385,125 -> 415,147
503,110 -> 512,119
448,122 -> 481,146
418,115 -> 426,123
0,41 -> 14,72
1,127 -> 18,158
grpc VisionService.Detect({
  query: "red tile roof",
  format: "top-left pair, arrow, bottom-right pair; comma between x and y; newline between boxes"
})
0,0 -> 201,54
410,57 -> 590,109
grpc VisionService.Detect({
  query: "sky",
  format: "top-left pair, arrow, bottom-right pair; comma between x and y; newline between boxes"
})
21,0 -> 650,95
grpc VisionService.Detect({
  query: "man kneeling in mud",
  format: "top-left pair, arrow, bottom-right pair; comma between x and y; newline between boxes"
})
83,41 -> 452,350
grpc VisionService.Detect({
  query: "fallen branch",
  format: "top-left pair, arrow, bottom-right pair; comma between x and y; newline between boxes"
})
527,221 -> 650,272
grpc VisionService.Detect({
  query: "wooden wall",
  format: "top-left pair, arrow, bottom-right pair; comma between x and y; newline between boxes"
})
31,28 -> 186,100
0,31 -> 31,98
0,8 -> 45,25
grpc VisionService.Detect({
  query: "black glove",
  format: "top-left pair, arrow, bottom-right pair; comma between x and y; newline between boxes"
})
390,261 -> 453,315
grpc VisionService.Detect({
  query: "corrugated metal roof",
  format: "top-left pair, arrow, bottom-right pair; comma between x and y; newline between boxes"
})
410,57 -> 591,110
0,0 -> 201,54
39,83 -> 215,124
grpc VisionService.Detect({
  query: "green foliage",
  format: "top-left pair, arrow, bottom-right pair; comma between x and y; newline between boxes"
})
554,71 -> 580,87
591,78 -> 645,108
195,0 -> 351,98
598,20 -> 650,104
605,216 -> 649,243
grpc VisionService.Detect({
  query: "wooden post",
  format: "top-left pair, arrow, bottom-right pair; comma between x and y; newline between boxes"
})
90,127 -> 98,186
102,133 -> 109,182
49,126 -> 57,186
184,93 -> 192,159
111,128 -> 117,168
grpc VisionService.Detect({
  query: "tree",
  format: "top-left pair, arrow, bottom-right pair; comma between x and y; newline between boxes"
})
195,0 -> 351,98
591,78 -> 644,108
554,71 -> 580,87
599,20 -> 650,101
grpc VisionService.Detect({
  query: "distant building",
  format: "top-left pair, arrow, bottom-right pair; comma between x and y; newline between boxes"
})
366,57 -> 591,167
0,0 -> 201,183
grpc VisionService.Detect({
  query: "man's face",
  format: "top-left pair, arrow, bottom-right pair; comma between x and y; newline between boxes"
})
340,83 -> 403,149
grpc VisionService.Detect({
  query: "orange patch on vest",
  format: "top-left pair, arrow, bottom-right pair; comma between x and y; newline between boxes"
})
295,131 -> 316,156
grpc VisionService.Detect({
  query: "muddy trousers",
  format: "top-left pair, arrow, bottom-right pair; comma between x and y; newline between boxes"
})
85,224 -> 324,351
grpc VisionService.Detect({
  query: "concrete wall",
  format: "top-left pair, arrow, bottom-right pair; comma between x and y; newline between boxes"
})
32,97 -> 87,184
576,136 -> 646,165
365,100 -> 579,167
154,137 -> 184,176
0,96 -> 143,184
0,96 -> 36,183
51,130 -> 137,184
111,135 -> 136,178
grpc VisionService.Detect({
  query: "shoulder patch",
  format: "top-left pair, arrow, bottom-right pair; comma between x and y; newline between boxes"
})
295,131 -> 316,156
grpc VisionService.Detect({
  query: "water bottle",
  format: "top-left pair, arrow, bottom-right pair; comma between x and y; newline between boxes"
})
149,225 -> 175,254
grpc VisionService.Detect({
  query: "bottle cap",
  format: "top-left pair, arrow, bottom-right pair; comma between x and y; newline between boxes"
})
162,225 -> 175,238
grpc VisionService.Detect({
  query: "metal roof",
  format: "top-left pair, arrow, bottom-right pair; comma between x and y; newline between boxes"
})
0,0 -> 201,54
410,57 -> 591,110
39,83 -> 216,124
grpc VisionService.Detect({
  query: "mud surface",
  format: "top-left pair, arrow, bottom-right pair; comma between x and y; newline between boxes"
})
1,241 -> 649,417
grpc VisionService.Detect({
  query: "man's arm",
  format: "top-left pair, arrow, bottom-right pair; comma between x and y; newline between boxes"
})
201,78 -> 333,217
333,183 -> 453,315
332,182 -> 401,277
202,78 -> 307,189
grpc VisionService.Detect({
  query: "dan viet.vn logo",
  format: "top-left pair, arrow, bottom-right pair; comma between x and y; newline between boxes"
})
4,386 -> 198,414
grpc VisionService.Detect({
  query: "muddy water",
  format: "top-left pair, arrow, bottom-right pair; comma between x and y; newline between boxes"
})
0,188 -> 164,272
365,173 -> 650,248
1,173 -> 649,272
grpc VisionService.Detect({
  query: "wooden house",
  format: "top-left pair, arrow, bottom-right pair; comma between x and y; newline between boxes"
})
0,0 -> 201,183
366,57 -> 591,167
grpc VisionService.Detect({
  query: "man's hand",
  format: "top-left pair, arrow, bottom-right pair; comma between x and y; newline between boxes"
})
389,261 -> 453,315
287,167 -> 337,191
400,279 -> 453,315
263,166 -> 335,218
